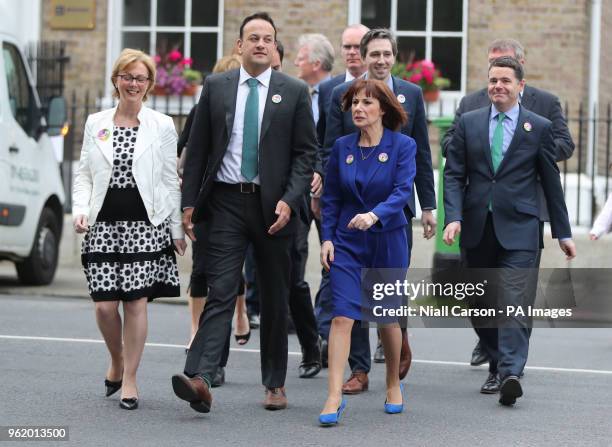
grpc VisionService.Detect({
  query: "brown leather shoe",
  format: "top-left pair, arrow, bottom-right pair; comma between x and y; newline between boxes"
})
172,374 -> 212,413
342,371 -> 369,394
263,387 -> 287,410
399,331 -> 412,380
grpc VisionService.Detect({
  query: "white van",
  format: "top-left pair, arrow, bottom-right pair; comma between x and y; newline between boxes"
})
0,30 -> 67,284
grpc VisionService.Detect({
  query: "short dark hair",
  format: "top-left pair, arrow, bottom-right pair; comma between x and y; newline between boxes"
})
360,28 -> 398,60
489,56 -> 524,81
239,12 -> 277,40
341,79 -> 408,131
276,40 -> 284,62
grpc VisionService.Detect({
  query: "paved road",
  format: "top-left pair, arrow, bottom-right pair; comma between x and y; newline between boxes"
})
1,294 -> 611,446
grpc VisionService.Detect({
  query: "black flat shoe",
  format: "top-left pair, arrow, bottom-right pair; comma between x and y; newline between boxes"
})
234,330 -> 251,345
105,379 -> 122,397
119,397 -> 139,410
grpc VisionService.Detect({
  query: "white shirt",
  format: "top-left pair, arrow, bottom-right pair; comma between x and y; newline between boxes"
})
344,70 -> 357,82
216,66 -> 272,184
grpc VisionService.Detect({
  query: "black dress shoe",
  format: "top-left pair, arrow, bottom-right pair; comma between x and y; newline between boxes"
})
119,397 -> 139,410
470,341 -> 489,366
211,367 -> 225,387
104,379 -> 122,397
299,361 -> 322,378
480,373 -> 500,394
321,339 -> 328,368
373,340 -> 385,363
499,375 -> 523,406
248,314 -> 260,329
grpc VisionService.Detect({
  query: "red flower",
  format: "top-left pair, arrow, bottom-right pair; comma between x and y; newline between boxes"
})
181,57 -> 193,67
409,73 -> 423,83
168,50 -> 182,62
423,69 -> 434,84
421,59 -> 435,70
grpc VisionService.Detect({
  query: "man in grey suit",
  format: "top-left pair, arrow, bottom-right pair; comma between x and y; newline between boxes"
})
443,56 -> 576,406
171,12 -> 316,413
442,38 -> 575,367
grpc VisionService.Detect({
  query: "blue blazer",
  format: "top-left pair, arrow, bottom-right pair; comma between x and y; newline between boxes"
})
444,105 -> 572,251
323,76 -> 436,218
317,74 -> 346,151
321,128 -> 417,242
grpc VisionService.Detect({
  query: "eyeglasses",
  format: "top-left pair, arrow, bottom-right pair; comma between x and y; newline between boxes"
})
117,74 -> 150,84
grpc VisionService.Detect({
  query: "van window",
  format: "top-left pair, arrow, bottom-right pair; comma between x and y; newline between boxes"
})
2,43 -> 39,136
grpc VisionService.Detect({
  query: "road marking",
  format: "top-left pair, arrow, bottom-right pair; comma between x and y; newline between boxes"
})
2,334 -> 611,376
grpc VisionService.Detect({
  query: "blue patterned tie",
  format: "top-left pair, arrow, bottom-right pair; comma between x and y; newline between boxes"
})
241,78 -> 259,181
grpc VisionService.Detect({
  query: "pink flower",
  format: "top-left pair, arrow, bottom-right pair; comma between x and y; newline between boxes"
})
423,69 -> 434,84
168,50 -> 182,62
181,57 -> 193,67
409,73 -> 423,83
153,55 -> 161,64
421,59 -> 435,70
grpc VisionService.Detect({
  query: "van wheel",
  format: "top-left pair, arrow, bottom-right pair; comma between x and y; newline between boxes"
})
16,208 -> 60,285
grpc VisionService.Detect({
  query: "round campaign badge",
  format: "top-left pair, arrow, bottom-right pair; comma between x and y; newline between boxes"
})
523,122 -> 532,132
346,154 -> 354,164
272,94 -> 282,104
378,152 -> 389,163
397,94 -> 406,104
97,129 -> 110,141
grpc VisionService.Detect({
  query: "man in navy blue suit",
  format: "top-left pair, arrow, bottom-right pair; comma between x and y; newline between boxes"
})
322,28 -> 437,394
443,56 -> 576,406
312,23 -> 369,368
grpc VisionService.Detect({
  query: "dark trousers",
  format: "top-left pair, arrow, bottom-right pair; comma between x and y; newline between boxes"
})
289,210 -> 320,359
313,223 -> 412,373
463,213 -> 538,379
184,184 -> 291,388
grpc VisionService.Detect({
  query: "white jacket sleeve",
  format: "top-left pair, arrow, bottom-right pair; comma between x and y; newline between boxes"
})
590,193 -> 612,238
160,116 -> 183,239
72,117 -> 94,218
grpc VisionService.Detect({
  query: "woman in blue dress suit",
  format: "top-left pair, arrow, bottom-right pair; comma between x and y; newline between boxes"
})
318,79 -> 416,425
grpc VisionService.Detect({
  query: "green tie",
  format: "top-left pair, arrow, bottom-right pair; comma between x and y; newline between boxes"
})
241,78 -> 259,181
491,112 -> 506,173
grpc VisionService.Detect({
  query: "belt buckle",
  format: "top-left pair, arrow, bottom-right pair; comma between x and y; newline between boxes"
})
240,183 -> 255,193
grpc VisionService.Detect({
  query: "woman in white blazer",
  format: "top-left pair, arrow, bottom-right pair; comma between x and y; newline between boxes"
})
72,48 -> 186,410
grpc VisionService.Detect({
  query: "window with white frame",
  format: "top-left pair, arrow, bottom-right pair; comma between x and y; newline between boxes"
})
120,0 -> 223,74
355,0 -> 466,92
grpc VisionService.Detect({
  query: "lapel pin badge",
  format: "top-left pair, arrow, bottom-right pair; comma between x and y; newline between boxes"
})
523,122 -> 532,132
397,94 -> 406,104
346,154 -> 354,164
378,153 -> 389,163
272,94 -> 282,104
97,129 -> 110,141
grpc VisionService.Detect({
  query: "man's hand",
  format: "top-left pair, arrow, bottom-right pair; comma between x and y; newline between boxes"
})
173,239 -> 187,256
559,239 -> 577,260
421,210 -> 436,239
311,197 -> 321,220
311,172 -> 323,197
182,207 -> 196,241
347,212 -> 378,231
73,215 -> 89,233
321,240 -> 335,271
443,221 -> 461,245
268,200 -> 291,235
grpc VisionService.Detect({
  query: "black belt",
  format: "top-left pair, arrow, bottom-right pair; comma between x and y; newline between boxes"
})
214,182 -> 260,194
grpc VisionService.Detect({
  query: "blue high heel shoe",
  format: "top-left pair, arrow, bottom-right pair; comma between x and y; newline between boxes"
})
319,399 -> 347,426
384,383 -> 404,414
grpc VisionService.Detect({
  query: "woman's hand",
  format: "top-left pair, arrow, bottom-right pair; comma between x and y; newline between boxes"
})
73,215 -> 89,233
320,240 -> 335,271
347,212 -> 378,231
173,239 -> 187,256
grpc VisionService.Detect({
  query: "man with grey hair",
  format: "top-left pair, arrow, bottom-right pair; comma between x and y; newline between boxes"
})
294,33 -> 335,125
442,38 -> 575,379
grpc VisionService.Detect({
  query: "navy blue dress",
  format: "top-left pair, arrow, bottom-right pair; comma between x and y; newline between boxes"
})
321,129 -> 417,321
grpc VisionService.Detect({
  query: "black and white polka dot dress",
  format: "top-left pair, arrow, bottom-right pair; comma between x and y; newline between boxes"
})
81,126 -> 180,301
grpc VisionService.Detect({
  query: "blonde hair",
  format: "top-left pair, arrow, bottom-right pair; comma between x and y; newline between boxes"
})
111,48 -> 156,101
212,55 -> 242,74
